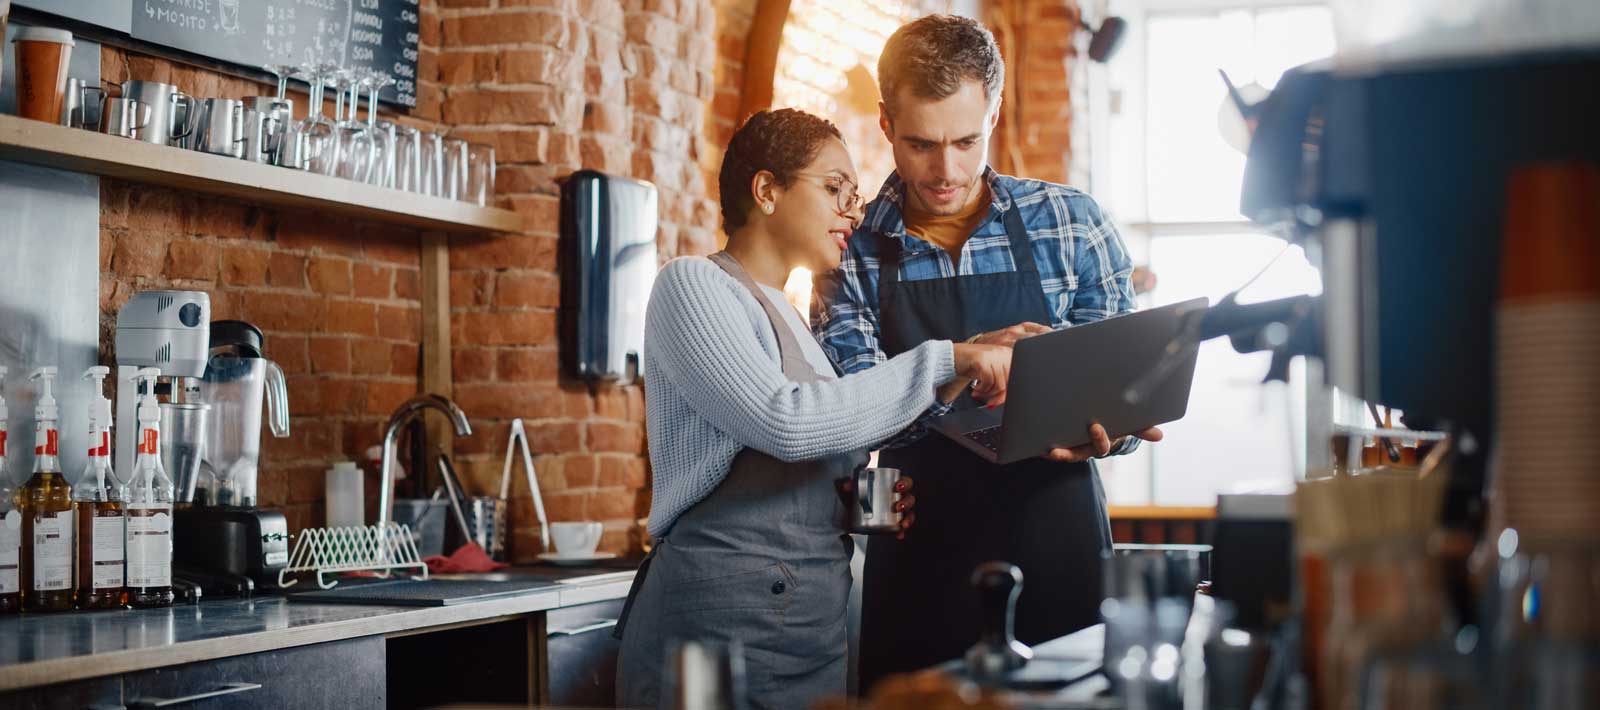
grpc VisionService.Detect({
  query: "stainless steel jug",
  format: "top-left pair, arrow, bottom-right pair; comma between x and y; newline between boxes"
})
120,80 -> 198,147
193,98 -> 246,158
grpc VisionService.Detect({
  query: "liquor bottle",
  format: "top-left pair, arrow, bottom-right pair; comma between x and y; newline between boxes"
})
20,367 -> 74,612
75,366 -> 126,610
125,368 -> 173,608
0,366 -> 20,614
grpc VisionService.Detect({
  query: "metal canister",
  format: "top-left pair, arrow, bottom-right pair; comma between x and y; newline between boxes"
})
843,466 -> 903,534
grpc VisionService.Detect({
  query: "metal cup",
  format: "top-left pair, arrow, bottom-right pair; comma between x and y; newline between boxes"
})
665,640 -> 747,710
120,80 -> 197,146
61,77 -> 106,129
100,97 -> 153,139
241,96 -> 293,165
843,466 -> 903,534
193,98 -> 246,158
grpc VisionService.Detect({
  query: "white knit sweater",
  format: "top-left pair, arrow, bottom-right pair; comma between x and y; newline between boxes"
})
643,256 -> 956,536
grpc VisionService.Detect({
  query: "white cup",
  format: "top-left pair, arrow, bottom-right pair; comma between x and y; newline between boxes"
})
549,521 -> 603,557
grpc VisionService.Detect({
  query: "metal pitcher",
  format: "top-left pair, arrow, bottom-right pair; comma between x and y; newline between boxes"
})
241,96 -> 295,166
120,80 -> 198,147
192,98 -> 246,158
100,97 -> 152,140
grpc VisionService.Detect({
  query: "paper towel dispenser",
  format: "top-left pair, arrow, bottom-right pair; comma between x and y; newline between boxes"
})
559,170 -> 659,383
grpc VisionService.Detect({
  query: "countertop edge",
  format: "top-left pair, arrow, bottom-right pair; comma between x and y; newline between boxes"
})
0,577 -> 635,693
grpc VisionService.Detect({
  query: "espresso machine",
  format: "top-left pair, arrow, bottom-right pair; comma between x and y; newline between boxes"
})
172,320 -> 292,597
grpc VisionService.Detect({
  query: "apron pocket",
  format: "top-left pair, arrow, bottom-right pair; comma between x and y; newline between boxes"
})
662,561 -> 798,616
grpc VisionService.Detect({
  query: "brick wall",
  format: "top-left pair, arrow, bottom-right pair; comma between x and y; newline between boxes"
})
432,0 -> 723,560
95,46 -> 438,535
988,0 -> 1081,185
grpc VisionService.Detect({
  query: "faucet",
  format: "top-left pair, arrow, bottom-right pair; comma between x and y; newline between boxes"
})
377,394 -> 473,530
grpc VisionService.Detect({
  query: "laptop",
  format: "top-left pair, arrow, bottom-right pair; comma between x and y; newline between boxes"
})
930,298 -> 1207,465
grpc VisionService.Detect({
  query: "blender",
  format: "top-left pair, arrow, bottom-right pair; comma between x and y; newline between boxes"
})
173,321 -> 291,597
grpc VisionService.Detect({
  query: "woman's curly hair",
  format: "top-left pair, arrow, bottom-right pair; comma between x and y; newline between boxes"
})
718,108 -> 843,234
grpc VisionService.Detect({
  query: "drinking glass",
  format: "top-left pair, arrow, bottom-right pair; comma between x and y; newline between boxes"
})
363,72 -> 397,188
465,143 -> 496,206
332,69 -> 375,182
392,125 -> 423,193
417,131 -> 445,197
442,137 -> 469,201
296,61 -> 342,175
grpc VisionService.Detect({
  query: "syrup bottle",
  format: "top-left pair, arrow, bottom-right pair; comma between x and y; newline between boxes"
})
0,367 -> 21,614
75,366 -> 126,609
21,367 -> 74,612
125,368 -> 174,608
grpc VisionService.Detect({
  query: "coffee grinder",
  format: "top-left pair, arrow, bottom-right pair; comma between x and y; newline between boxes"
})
172,320 -> 292,597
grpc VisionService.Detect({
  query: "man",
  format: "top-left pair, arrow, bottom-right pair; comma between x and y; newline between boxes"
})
812,14 -> 1163,691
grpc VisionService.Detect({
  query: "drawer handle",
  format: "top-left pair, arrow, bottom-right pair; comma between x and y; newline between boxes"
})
548,618 -> 620,637
128,682 -> 263,708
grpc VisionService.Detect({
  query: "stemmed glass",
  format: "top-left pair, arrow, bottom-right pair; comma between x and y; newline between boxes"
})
392,125 -> 423,193
331,69 -> 375,182
258,64 -> 301,167
363,72 -> 397,188
296,60 -> 342,175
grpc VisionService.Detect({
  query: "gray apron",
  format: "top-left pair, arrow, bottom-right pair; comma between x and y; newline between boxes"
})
615,251 -> 867,709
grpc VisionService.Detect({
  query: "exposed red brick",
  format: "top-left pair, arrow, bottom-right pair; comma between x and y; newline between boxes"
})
308,336 -> 352,374
113,233 -> 169,278
495,348 -> 559,383
308,256 -> 353,294
324,300 -> 379,337
460,310 -> 557,346
451,235 -> 559,270
563,455 -> 599,488
391,343 -> 421,377
222,246 -> 270,286
437,50 -> 498,85
453,383 -> 567,419
454,348 -> 495,382
451,270 -> 491,307
443,12 -> 570,48
353,263 -> 393,299
366,381 -> 418,415
267,252 -> 307,288
588,421 -> 644,454
377,306 -> 420,341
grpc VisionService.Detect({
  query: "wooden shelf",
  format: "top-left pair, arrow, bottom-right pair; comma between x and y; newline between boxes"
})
0,113 -> 523,235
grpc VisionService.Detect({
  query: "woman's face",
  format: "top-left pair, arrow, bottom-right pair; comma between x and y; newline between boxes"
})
768,138 -> 864,274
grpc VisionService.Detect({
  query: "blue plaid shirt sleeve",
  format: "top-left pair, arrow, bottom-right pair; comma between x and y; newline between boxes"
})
1061,192 -> 1139,326
812,246 -> 954,450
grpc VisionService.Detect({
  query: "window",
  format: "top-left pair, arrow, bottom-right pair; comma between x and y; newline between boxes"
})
1089,1 -> 1336,506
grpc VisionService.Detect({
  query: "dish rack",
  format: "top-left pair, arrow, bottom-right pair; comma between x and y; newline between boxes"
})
277,522 -> 430,589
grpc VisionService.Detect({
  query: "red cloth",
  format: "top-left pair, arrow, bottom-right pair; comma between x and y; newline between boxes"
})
423,542 -> 509,573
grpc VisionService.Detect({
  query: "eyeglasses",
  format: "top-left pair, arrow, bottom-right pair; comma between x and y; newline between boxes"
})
793,172 -> 863,217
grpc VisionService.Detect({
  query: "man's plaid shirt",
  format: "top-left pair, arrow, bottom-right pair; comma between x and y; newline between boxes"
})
811,167 -> 1140,450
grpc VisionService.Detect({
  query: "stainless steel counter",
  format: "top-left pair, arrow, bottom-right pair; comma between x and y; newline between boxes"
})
0,570 -> 635,692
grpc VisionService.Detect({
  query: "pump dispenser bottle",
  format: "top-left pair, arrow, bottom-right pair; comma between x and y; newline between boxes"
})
0,367 -> 20,614
76,366 -> 126,609
21,367 -> 74,612
125,368 -> 174,608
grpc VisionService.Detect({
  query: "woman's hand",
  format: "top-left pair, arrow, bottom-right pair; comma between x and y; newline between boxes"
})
836,475 -> 917,539
952,343 -> 1013,407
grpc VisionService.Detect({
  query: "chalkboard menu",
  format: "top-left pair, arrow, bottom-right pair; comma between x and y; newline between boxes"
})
130,0 -> 419,106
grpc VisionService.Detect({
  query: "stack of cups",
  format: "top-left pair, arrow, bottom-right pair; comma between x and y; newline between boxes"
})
1492,163 -> 1600,541
10,26 -> 74,123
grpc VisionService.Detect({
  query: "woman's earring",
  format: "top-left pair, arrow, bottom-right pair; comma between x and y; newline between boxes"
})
762,203 -> 773,215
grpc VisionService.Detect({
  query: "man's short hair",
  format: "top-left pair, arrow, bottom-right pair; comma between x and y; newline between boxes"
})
878,14 -> 1005,115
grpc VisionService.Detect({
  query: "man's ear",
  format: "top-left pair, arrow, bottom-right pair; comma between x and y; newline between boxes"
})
878,101 -> 893,142
987,96 -> 1003,133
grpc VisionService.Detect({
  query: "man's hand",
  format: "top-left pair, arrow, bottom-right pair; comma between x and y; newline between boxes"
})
1045,424 -> 1164,462
970,322 -> 1054,348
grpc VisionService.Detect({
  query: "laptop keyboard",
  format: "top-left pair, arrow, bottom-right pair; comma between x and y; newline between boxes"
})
964,425 -> 1003,453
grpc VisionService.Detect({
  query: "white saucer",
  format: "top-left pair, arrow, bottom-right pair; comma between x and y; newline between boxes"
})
537,551 -> 619,566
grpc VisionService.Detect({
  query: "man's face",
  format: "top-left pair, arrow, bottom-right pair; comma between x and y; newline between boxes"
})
880,79 -> 999,216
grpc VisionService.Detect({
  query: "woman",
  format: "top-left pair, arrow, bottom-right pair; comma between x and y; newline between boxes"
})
614,109 -> 1012,708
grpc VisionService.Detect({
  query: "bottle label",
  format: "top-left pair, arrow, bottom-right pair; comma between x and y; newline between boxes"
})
92,515 -> 126,590
35,428 -> 58,456
137,429 -> 159,456
0,510 -> 20,594
126,504 -> 171,588
32,510 -> 74,591
0,429 -> 7,457
88,430 -> 110,458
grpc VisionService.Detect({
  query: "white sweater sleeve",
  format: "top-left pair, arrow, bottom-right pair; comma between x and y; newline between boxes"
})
646,258 -> 956,463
